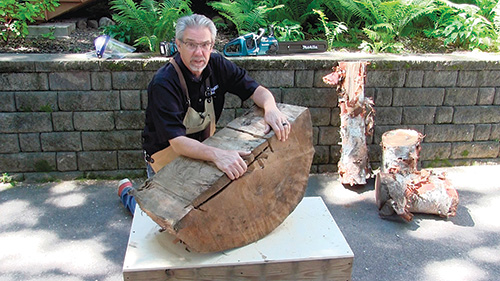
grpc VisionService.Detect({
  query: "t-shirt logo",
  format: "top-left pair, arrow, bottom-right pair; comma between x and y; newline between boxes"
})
205,85 -> 219,103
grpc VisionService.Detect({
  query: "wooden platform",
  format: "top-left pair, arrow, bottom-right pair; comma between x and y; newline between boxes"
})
123,197 -> 354,281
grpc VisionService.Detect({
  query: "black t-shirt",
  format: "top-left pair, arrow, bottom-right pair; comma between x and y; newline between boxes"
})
142,52 -> 259,156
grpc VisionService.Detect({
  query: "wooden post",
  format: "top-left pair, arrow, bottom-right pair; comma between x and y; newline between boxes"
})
323,62 -> 374,186
375,129 -> 459,222
131,103 -> 315,253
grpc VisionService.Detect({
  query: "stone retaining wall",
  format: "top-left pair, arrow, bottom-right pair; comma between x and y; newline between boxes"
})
0,53 -> 499,181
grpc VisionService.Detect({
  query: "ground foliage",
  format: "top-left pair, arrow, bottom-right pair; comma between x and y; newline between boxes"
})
0,0 -> 498,54
0,25 -> 455,54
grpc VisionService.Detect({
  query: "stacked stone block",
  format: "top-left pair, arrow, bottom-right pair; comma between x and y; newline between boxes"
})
0,55 -> 499,181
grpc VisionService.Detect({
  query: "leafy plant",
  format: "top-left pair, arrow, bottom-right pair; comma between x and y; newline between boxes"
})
313,9 -> 347,50
41,27 -> 56,40
0,173 -> 15,187
426,0 -> 500,51
107,0 -> 192,52
273,19 -> 305,41
101,23 -> 136,44
0,0 -> 60,42
268,0 -> 328,40
267,0 -> 323,26
208,0 -> 284,35
338,0 -> 436,53
321,0 -> 363,29
359,25 -> 404,53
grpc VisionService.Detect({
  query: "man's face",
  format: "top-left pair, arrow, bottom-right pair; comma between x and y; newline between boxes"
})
176,27 -> 214,78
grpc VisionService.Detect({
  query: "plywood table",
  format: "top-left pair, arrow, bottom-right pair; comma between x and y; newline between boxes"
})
123,197 -> 354,281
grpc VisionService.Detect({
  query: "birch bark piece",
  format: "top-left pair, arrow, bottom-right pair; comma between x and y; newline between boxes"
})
380,129 -> 423,174
130,103 -> 315,253
323,61 -> 374,186
376,129 -> 459,222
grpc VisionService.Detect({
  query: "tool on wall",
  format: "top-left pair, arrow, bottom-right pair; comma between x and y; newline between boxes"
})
223,28 -> 279,56
159,40 -> 178,57
158,27 -> 328,57
223,27 -> 327,56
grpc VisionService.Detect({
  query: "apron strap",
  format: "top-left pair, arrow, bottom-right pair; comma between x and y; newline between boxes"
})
203,78 -> 217,137
170,58 -> 190,106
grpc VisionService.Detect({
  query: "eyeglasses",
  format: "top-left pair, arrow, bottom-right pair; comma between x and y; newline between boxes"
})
179,40 -> 214,52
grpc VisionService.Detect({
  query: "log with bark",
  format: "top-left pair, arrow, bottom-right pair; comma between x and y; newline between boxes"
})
130,103 -> 315,253
375,129 -> 459,222
323,62 -> 374,186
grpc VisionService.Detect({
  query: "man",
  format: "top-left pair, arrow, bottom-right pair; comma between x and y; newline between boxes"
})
118,14 -> 291,214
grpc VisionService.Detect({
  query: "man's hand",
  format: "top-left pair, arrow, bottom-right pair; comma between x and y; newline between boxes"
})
169,136 -> 251,180
251,86 -> 291,142
263,106 -> 290,142
212,149 -> 251,180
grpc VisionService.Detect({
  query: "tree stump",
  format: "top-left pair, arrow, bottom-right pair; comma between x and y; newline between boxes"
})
131,103 -> 315,253
323,62 -> 374,186
375,129 -> 459,222
380,129 -> 423,175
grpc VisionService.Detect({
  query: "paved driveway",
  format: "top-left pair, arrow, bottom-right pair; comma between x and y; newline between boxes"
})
0,165 -> 499,281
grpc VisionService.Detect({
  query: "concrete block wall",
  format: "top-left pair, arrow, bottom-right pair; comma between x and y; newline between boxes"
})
0,54 -> 499,181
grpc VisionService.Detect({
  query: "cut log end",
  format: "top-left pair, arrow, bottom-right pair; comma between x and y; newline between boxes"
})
381,129 -> 423,148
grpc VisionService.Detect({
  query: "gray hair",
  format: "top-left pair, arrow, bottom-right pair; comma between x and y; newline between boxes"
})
176,14 -> 217,42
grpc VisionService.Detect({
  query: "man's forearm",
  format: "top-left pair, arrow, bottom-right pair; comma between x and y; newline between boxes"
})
169,136 -> 249,180
169,136 -> 219,161
251,86 -> 279,111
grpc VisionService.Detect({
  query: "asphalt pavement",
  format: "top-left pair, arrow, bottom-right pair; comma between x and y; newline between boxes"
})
0,165 -> 499,281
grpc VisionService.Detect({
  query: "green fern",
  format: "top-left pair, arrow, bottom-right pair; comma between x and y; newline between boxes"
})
265,0 -> 322,25
322,0 -> 363,29
208,0 -> 284,34
333,0 -> 435,53
426,0 -> 500,51
108,0 -> 192,52
314,9 -> 348,50
273,19 -> 305,41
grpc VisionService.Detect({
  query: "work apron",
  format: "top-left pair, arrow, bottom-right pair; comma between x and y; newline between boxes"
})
148,59 -> 216,173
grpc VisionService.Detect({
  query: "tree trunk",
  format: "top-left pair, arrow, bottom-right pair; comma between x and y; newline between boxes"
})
380,129 -> 423,175
323,62 -> 374,186
131,103 -> 315,253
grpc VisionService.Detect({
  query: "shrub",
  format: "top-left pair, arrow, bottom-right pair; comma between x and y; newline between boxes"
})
106,0 -> 192,52
208,0 -> 284,35
336,0 -> 436,53
314,9 -> 347,50
0,0 -> 60,42
426,0 -> 500,51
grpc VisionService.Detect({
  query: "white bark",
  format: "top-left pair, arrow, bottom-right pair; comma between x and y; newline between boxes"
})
376,129 -> 459,222
324,61 -> 374,186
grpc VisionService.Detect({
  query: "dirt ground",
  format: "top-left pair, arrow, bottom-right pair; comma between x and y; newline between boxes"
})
0,28 -> 101,54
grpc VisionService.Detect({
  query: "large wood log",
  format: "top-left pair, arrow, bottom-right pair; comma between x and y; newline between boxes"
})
375,129 -> 459,222
323,62 -> 374,186
131,103 -> 315,253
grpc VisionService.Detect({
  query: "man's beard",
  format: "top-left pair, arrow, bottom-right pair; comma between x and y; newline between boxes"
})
189,57 -> 207,73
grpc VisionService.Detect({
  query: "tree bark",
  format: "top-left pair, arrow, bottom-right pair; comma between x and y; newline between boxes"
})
375,129 -> 459,222
323,62 -> 374,186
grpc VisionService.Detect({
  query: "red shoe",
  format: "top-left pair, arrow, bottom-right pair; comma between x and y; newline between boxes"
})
118,178 -> 132,196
